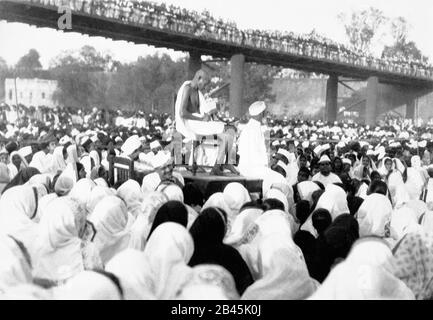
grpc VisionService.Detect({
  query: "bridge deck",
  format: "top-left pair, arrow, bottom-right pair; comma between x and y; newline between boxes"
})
1,0 -> 432,89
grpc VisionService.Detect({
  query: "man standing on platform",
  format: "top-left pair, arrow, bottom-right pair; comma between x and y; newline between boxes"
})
175,69 -> 238,175
237,101 -> 271,178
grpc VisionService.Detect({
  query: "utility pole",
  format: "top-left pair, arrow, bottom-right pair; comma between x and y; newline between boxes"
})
14,76 -> 20,121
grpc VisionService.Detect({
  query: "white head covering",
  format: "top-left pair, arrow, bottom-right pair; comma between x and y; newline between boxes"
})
0,185 -> 40,259
34,193 -> 58,223
121,135 -> 141,157
86,186 -> 116,214
18,146 -> 32,159
54,175 -> 74,196
264,188 -> 289,213
89,196 -> 132,265
94,177 -> 108,188
316,184 -> 349,219
356,193 -> 392,237
0,235 -> 33,292
175,264 -> 239,300
0,284 -> 52,300
156,183 -> 184,202
143,222 -> 194,299
202,192 -> 233,231
224,207 -> 263,246
128,191 -> 168,251
27,174 -> 51,190
54,271 -> 123,300
239,210 -> 318,300
390,207 -> 422,242
50,146 -> 67,175
248,101 -> 266,116
117,180 -> 143,218
105,249 -> 155,300
69,178 -> 96,212
223,182 -> 251,221
28,151 -> 47,174
309,238 -> 414,300
301,184 -> 349,237
297,181 -> 321,206
141,172 -> 162,193
33,197 -> 85,283
318,155 -> 331,164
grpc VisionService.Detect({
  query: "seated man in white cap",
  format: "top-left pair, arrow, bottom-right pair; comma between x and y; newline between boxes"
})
312,154 -> 342,186
237,101 -> 271,178
175,69 -> 238,175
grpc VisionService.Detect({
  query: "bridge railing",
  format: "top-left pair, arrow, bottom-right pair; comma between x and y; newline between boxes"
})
10,0 -> 433,80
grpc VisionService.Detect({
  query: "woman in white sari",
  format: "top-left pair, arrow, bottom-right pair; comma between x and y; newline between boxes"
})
54,270 -> 124,300
389,207 -> 423,244
393,230 -> 433,300
86,186 -> 116,214
0,235 -> 33,293
49,146 -> 67,177
223,183 -> 251,220
301,184 -> 349,238
105,249 -> 155,300
128,191 -> 168,251
8,151 -> 28,181
117,180 -> 144,219
309,237 -> 414,299
356,193 -> 392,237
0,163 -> 10,194
297,181 -> 321,207
143,222 -> 194,299
68,178 -> 96,213
224,206 -> 263,246
175,264 -> 240,300
0,185 -> 45,262
33,197 -> 102,284
239,209 -> 318,300
59,144 -> 79,183
89,196 -> 133,265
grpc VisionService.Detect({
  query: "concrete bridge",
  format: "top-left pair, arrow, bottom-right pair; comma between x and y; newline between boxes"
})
1,0 -> 432,125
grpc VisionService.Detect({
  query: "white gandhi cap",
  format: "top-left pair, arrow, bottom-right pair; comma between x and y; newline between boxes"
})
249,101 -> 266,116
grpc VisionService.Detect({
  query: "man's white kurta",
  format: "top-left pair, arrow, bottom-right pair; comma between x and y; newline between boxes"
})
237,118 -> 269,178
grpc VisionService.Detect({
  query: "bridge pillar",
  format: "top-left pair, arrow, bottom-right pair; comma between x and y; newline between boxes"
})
188,51 -> 202,79
406,98 -> 416,119
325,75 -> 338,123
366,76 -> 379,126
229,54 -> 245,118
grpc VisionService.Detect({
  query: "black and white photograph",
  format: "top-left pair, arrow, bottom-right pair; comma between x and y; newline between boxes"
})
0,0 -> 432,304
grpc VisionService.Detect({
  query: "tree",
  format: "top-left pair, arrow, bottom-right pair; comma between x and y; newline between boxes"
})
381,17 -> 429,63
50,46 -> 119,109
338,7 -> 388,53
15,49 -> 42,77
204,60 -> 281,112
0,56 -> 10,100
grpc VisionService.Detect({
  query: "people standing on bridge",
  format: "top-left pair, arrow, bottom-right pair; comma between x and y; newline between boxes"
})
175,69 -> 238,176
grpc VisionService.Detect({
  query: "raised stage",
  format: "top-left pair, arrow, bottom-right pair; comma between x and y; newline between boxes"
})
180,171 -> 263,199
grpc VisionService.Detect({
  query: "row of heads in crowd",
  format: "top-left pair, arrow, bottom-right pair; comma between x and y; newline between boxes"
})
1,142 -> 433,299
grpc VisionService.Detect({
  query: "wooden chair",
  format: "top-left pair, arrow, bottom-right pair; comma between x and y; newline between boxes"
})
108,156 -> 135,186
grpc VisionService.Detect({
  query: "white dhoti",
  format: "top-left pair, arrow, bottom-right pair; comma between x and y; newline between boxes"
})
175,81 -> 225,140
184,119 -> 225,138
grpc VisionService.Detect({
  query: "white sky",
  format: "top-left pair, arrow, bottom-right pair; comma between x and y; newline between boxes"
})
0,0 -> 432,68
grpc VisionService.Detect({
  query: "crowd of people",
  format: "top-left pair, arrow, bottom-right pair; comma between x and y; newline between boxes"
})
1,98 -> 433,299
28,0 -> 433,79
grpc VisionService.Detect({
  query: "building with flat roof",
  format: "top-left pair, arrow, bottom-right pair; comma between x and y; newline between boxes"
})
4,78 -> 58,108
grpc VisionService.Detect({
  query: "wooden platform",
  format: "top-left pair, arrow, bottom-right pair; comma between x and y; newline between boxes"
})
180,171 -> 263,199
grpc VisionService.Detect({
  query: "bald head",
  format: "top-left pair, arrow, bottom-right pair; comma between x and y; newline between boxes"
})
192,69 -> 209,90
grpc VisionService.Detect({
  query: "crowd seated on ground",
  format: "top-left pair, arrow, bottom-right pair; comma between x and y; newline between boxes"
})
2,99 -> 433,299
26,0 -> 433,79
